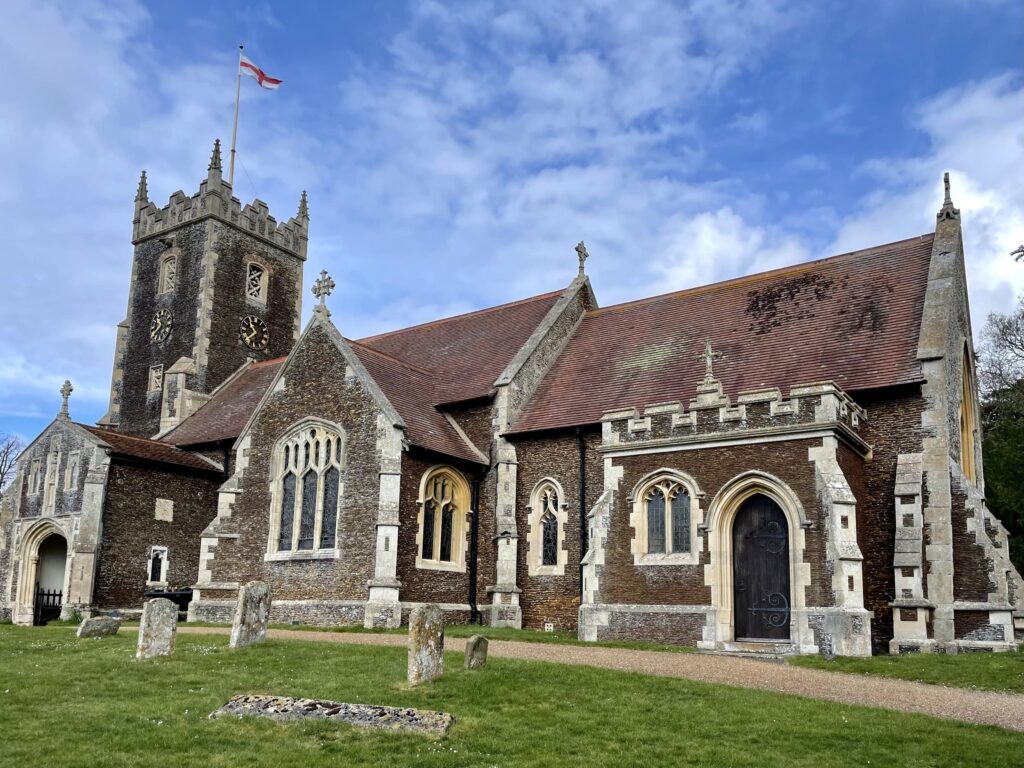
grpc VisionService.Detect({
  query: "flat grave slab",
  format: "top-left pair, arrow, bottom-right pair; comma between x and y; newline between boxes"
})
209,694 -> 453,735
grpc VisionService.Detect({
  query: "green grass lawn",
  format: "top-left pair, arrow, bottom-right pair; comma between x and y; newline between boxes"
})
790,649 -> 1024,693
1,626 -> 1021,768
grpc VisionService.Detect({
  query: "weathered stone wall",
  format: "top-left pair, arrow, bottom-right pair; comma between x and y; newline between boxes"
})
202,221 -> 303,390
951,475 -> 996,602
602,439 -> 826,607
199,323 -> 384,605
512,428 -> 601,630
93,460 -> 219,608
852,385 -> 927,653
117,222 -> 207,437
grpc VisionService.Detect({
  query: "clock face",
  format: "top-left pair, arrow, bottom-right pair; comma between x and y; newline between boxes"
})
150,309 -> 172,343
239,315 -> 270,350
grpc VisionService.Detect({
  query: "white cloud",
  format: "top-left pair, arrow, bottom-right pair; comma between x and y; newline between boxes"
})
729,110 -> 770,133
831,73 -> 1024,332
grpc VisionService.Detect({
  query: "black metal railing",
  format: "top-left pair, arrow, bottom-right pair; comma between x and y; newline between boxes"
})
34,585 -> 62,626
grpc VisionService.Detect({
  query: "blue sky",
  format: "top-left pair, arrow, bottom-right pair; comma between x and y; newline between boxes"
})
2,0 -> 1023,442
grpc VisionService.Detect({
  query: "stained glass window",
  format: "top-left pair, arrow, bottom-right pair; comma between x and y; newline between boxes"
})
439,505 -> 454,562
422,500 -> 436,559
298,470 -> 317,550
320,466 -> 339,549
278,472 -> 296,551
541,512 -> 558,566
671,491 -> 690,553
647,488 -> 666,553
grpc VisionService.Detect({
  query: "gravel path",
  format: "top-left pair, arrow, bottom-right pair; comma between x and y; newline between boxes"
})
177,626 -> 1024,732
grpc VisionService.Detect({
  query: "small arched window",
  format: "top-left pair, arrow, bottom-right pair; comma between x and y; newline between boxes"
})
269,423 -> 345,557
528,479 -> 567,576
246,262 -> 268,303
159,254 -> 177,294
416,467 -> 471,572
643,480 -> 690,554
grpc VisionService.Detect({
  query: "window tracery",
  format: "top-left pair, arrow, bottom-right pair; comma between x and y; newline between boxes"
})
159,254 -> 177,294
528,479 -> 567,575
630,470 -> 702,566
246,262 -> 268,303
416,467 -> 471,572
269,423 -> 344,557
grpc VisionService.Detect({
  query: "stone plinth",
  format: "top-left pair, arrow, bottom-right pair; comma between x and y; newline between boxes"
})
136,598 -> 177,660
408,604 -> 444,686
229,581 -> 271,649
76,616 -> 121,638
464,635 -> 488,670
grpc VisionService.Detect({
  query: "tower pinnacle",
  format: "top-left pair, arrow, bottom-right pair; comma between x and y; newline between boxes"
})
298,190 -> 309,220
135,170 -> 148,203
209,139 -> 223,172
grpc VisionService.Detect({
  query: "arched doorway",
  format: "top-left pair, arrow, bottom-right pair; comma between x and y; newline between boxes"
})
732,494 -> 791,641
34,534 -> 67,626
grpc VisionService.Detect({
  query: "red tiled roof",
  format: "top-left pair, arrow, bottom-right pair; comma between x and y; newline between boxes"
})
510,234 -> 935,435
81,425 -> 221,472
349,341 -> 485,464
358,290 -> 563,404
162,358 -> 285,446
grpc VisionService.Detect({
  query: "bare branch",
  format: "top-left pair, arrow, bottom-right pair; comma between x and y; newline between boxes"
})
0,433 -> 25,495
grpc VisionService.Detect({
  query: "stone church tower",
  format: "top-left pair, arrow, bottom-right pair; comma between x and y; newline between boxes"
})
98,140 -> 308,437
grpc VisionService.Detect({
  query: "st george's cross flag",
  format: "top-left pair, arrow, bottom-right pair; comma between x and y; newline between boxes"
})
239,53 -> 282,90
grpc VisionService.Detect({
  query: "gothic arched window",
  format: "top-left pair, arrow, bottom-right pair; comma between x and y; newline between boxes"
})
269,423 -> 345,556
416,467 -> 471,572
528,479 -> 567,575
246,262 -> 268,303
640,477 -> 691,555
159,254 -> 177,294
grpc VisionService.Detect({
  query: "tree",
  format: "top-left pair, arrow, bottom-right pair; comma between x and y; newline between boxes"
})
0,433 -> 25,497
979,291 -> 1024,572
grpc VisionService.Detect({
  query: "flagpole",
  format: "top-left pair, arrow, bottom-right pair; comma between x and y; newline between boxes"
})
229,44 -> 243,187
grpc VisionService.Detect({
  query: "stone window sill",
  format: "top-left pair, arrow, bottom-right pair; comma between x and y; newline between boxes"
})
264,548 -> 340,563
415,557 -> 466,573
633,551 -> 699,567
528,565 -> 566,577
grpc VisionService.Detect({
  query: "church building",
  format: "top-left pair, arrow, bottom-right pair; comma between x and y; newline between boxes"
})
2,140 -> 1020,656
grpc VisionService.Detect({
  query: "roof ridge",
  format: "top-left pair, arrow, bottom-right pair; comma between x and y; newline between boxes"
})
357,288 -> 564,343
588,233 -> 934,317
347,339 -> 436,375
81,424 -> 187,449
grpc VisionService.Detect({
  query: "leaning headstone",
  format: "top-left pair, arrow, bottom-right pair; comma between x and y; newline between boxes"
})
464,635 -> 488,670
76,616 -> 121,638
136,597 -> 177,660
229,581 -> 271,649
408,604 -> 445,686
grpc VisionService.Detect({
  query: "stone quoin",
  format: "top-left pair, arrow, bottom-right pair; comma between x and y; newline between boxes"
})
0,149 -> 1018,658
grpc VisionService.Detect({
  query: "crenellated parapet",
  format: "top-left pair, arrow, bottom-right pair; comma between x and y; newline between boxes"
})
131,140 -> 308,259
600,379 -> 868,454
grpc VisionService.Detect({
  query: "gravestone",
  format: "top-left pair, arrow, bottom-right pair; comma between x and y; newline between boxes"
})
408,604 -> 445,686
229,581 -> 271,649
76,616 -> 121,638
136,597 -> 177,660
464,635 -> 488,670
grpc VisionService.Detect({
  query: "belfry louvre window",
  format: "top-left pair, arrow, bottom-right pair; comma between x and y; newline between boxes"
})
271,424 -> 344,554
417,467 -> 471,571
644,479 -> 691,554
246,263 -> 268,303
159,254 -> 177,294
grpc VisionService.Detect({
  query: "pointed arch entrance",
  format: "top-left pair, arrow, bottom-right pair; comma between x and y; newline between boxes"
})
732,495 -> 791,640
14,520 -> 70,626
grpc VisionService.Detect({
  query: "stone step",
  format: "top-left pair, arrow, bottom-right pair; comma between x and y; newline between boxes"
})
696,649 -> 789,663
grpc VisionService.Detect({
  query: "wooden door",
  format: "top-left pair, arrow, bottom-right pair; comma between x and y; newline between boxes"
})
732,495 -> 790,641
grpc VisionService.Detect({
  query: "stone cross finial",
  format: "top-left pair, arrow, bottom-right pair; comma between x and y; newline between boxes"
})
312,269 -> 336,311
937,171 -> 960,222
58,380 -> 73,420
696,340 -> 722,384
135,170 -> 148,203
575,240 -> 589,276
